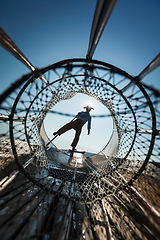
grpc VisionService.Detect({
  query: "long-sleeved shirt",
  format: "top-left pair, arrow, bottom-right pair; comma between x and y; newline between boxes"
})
76,111 -> 91,132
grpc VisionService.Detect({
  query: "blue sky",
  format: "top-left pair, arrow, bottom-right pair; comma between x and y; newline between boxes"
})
0,0 -> 160,153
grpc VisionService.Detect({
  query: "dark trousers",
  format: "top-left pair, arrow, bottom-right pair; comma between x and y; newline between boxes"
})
57,119 -> 84,148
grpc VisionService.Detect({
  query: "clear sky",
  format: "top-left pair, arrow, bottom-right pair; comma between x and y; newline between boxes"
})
0,0 -> 160,153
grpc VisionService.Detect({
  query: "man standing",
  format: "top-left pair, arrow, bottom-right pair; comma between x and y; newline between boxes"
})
53,105 -> 94,156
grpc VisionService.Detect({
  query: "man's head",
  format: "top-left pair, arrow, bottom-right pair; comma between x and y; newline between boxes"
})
84,105 -> 94,113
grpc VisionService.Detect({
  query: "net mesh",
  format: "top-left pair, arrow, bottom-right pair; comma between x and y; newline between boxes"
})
0,59 -> 160,239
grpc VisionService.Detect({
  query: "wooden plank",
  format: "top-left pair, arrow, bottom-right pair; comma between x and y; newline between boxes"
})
55,201 -> 73,240
0,177 -> 29,197
0,184 -> 40,228
49,197 -> 69,240
70,200 -> 94,240
88,201 -> 108,240
110,197 -> 148,240
101,199 -> 115,240
16,192 -> 54,239
103,197 -> 135,240
0,181 -> 33,206
61,181 -> 71,197
43,181 -> 71,239
105,196 -> 157,240
0,189 -> 47,239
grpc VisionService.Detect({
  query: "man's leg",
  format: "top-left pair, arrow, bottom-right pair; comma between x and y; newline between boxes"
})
71,128 -> 82,149
70,129 -> 82,157
54,121 -> 75,136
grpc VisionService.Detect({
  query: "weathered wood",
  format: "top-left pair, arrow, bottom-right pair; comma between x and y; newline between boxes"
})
0,181 -> 33,207
60,181 -> 71,197
101,199 -> 114,240
52,179 -> 63,192
0,189 -> 47,239
103,197 -> 137,240
0,177 -> 29,197
87,201 -> 108,240
70,200 -> 94,240
0,160 -> 159,240
16,192 -> 54,239
41,181 -> 71,240
128,186 -> 160,224
0,184 -> 41,228
124,200 -> 160,239
116,170 -> 160,221
109,195 -> 158,240
55,200 -> 73,240
49,197 -> 69,240
109,197 -> 148,240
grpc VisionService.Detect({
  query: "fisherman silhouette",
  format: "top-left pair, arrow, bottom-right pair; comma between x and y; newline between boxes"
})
53,105 -> 94,156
